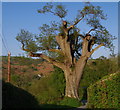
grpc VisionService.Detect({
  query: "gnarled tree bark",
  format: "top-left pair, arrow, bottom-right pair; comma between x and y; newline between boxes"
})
21,20 -> 104,99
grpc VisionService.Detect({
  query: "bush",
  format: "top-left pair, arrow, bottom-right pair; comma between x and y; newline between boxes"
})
29,77 -> 61,104
28,66 -> 65,105
50,66 -> 66,97
87,72 -> 120,109
79,58 -> 118,100
11,74 -> 32,89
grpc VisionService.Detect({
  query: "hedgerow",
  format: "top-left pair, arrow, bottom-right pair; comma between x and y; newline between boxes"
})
87,72 -> 120,109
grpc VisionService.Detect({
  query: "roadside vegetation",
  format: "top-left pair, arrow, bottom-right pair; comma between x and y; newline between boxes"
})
87,72 -> 120,108
2,56 -> 119,109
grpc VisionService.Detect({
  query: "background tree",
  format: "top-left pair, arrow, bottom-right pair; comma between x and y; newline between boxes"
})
16,2 -> 116,99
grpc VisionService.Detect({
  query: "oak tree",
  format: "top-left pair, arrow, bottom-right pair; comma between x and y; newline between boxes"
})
16,3 -> 116,99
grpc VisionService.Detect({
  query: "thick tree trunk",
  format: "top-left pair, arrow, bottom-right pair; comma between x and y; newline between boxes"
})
64,57 -> 88,99
65,71 -> 79,99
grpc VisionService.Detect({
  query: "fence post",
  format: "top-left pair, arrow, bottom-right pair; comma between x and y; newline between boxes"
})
7,52 -> 11,82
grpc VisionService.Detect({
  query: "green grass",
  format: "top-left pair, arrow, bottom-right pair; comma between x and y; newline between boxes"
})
2,56 -> 119,109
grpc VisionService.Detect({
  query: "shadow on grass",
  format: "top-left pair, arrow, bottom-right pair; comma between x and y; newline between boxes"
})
40,104 -> 76,110
2,80 -> 76,110
2,80 -> 39,109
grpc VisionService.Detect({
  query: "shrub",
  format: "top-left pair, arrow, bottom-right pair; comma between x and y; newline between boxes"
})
28,77 -> 61,104
87,72 -> 120,109
11,74 -> 32,89
11,74 -> 20,82
28,66 -> 65,105
50,66 -> 66,97
79,58 -> 118,101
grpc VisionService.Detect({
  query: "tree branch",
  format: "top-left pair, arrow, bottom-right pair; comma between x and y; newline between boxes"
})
48,49 -> 63,54
77,34 -> 85,40
56,35 -> 73,65
87,43 -> 104,57
67,12 -> 85,30
49,10 -> 56,15
66,16 -> 84,30
21,43 -> 65,69
76,44 -> 104,68
87,28 -> 96,34
74,17 -> 84,26
88,36 -> 97,52
30,52 -> 65,69
22,43 -> 31,52
91,43 -> 104,53
73,12 -> 84,26
75,50 -> 81,56
67,25 -> 74,31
